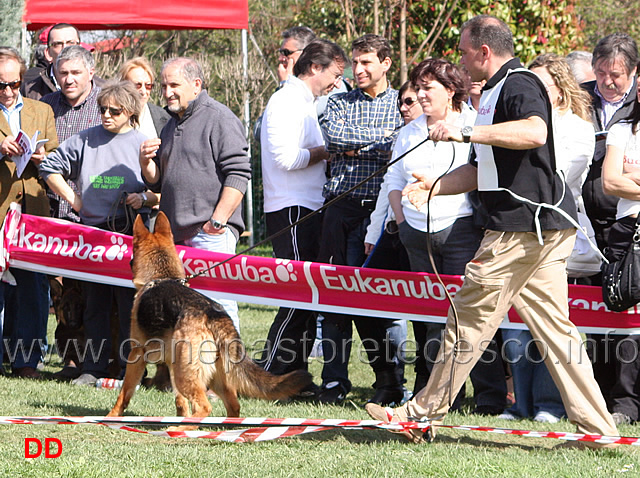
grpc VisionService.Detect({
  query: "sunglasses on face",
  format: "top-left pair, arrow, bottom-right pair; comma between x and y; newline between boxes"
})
134,82 -> 154,91
99,105 -> 124,116
278,48 -> 301,57
0,80 -> 21,91
398,97 -> 418,107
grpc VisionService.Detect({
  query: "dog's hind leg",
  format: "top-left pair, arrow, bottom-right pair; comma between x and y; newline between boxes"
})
210,367 -> 241,418
166,338 -> 212,432
107,346 -> 146,416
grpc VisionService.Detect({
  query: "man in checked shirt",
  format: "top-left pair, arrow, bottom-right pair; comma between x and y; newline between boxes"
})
317,34 -> 404,404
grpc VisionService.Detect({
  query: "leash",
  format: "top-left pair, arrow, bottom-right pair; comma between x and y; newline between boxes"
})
183,136 -> 430,281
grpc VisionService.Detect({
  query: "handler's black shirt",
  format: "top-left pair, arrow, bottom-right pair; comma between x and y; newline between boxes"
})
469,58 -> 577,232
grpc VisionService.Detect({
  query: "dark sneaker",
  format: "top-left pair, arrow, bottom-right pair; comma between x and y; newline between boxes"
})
317,381 -> 347,404
296,382 -> 320,400
368,387 -> 404,407
13,367 -> 41,379
473,405 -> 505,417
52,365 -> 82,381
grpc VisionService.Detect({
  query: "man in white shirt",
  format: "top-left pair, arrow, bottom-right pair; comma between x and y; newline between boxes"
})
258,40 -> 347,384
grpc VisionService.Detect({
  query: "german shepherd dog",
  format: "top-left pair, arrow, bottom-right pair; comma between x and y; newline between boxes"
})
107,212 -> 312,429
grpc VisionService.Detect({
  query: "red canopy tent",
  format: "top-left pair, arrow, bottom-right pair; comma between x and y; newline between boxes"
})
22,0 -> 248,31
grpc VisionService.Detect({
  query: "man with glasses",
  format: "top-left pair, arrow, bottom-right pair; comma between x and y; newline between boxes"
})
257,40 -> 347,391
277,26 -> 316,85
22,23 -> 80,100
0,47 -> 59,378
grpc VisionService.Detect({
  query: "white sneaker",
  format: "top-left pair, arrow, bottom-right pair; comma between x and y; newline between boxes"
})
534,411 -> 560,423
498,411 -> 517,420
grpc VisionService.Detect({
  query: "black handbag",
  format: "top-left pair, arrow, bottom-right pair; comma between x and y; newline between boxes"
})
602,216 -> 640,312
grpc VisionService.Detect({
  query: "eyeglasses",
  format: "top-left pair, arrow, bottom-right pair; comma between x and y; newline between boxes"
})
134,82 -> 154,91
50,40 -> 80,49
398,97 -> 418,107
278,48 -> 301,57
0,80 -> 21,91
99,105 -> 124,116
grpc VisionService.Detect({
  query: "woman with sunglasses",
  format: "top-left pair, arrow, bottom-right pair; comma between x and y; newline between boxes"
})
118,57 -> 169,139
39,80 -> 157,386
384,59 -> 507,413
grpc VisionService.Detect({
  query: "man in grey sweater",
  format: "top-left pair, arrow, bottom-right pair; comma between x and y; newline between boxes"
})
139,57 -> 251,330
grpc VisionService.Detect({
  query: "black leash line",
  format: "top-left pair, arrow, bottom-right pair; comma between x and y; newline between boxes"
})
184,136 -> 431,281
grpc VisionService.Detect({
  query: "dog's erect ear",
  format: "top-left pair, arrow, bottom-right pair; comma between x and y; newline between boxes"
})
153,211 -> 174,240
133,215 -> 149,238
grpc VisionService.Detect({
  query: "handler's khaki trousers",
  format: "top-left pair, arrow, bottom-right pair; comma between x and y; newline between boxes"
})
405,229 -> 618,438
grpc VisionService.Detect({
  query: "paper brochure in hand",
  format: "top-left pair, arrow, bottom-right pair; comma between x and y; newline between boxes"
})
13,129 -> 48,177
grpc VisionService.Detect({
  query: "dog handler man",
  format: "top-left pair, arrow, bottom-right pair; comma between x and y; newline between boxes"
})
365,15 -> 619,447
259,39 -> 347,376
139,57 -> 251,331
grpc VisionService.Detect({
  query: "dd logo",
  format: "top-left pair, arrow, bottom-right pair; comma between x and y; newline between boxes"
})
24,438 -> 62,458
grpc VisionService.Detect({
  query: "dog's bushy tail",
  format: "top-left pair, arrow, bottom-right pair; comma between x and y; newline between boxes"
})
223,340 -> 312,400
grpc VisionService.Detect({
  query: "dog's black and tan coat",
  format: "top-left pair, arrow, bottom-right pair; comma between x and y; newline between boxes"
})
107,212 -> 311,430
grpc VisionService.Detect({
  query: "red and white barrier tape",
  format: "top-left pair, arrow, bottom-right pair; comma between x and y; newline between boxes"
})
1,416 -> 639,445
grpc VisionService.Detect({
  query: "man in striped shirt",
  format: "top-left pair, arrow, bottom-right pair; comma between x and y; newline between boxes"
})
317,34 -> 404,405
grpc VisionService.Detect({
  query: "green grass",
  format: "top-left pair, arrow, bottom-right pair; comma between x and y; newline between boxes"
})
0,303 -> 638,477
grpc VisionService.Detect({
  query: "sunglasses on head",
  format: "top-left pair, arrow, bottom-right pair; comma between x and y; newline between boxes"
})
99,105 -> 124,116
134,82 -> 154,91
0,80 -> 21,91
278,48 -> 301,57
398,97 -> 418,107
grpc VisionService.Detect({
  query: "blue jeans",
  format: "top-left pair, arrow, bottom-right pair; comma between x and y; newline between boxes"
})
183,228 -> 239,331
0,268 -> 49,369
502,328 -> 566,418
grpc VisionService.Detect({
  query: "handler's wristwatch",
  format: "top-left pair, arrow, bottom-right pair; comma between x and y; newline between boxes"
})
209,218 -> 227,230
461,126 -> 473,143
140,192 -> 148,206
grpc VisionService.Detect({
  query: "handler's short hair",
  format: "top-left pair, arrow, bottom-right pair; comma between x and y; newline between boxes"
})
282,26 -> 316,50
352,34 -> 392,63
293,39 -> 348,77
460,15 -> 514,58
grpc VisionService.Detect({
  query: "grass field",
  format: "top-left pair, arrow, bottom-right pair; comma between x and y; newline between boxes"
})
1,302 -> 639,477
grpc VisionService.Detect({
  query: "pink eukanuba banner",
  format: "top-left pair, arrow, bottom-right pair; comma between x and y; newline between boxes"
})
2,207 -> 639,334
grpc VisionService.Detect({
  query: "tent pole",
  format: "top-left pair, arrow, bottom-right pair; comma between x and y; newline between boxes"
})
242,28 -> 254,247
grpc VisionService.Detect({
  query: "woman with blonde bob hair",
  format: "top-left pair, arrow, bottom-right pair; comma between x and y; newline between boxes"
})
118,57 -> 169,138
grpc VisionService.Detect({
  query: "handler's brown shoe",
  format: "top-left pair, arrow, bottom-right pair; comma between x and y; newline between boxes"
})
365,402 -> 431,444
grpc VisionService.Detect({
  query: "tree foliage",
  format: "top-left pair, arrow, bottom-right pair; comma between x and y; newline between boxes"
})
294,0 -> 585,82
17,0 -> 589,242
0,0 -> 24,47
577,0 -> 640,50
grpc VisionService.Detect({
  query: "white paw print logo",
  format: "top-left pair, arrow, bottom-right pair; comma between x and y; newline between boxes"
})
275,259 -> 297,282
105,235 -> 128,261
